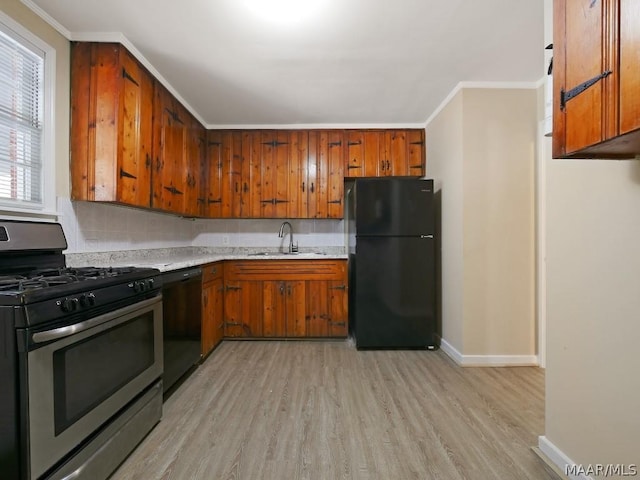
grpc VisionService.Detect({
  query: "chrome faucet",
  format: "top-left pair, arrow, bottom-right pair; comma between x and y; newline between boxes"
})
278,221 -> 298,253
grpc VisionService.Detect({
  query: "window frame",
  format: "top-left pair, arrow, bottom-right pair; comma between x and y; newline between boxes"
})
0,10 -> 56,218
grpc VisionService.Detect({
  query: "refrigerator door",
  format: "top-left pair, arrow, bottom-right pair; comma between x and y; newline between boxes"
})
354,235 -> 436,349
355,178 -> 434,236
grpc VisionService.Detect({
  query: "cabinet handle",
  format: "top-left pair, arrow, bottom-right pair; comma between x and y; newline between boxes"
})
386,160 -> 390,171
310,183 -> 315,193
243,182 -> 249,193
279,283 -> 285,295
302,182 -> 305,192
235,182 -> 238,193
145,153 -> 151,169
347,164 -> 361,170
208,198 -> 222,204
381,160 -> 385,171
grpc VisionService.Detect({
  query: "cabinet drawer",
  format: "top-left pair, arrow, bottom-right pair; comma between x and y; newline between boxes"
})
225,260 -> 346,281
202,262 -> 223,283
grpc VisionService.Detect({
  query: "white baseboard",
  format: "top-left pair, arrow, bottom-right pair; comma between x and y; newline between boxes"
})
440,339 -> 539,366
538,436 -> 592,480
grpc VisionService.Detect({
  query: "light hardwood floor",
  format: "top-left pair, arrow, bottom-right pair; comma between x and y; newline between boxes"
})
112,341 -> 555,480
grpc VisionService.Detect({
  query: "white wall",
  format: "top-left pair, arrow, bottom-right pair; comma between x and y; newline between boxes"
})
57,197 -> 344,253
424,92 -> 465,352
544,142 -> 640,469
426,86 -> 537,362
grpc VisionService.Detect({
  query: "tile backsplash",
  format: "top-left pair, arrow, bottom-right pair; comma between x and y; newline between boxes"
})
58,198 -> 345,253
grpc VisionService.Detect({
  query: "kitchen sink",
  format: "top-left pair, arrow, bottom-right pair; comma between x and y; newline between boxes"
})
247,251 -> 327,256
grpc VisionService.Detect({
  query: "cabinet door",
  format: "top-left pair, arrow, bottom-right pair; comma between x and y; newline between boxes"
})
152,84 -> 188,213
345,130 -> 365,178
285,281 -> 307,337
224,281 -> 264,337
306,280 -> 348,337
619,0 -> 640,136
287,130 -> 309,218
185,117 -> 205,217
306,280 -> 329,336
363,131 -> 383,176
553,0 -> 610,156
328,281 -> 348,337
201,281 -> 216,356
407,129 -> 426,176
258,131 -> 290,218
211,277 -> 225,347
262,281 -> 286,337
243,131 -> 262,218
308,131 -> 344,218
70,43 -> 153,207
118,48 -> 153,207
204,130 -> 223,217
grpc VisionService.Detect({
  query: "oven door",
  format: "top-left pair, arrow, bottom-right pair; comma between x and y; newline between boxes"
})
24,295 -> 163,480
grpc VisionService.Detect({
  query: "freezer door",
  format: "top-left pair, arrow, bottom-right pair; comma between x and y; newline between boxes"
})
354,236 -> 436,349
355,178 -> 434,236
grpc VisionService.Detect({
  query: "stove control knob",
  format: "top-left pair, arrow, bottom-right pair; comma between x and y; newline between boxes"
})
60,297 -> 79,313
133,280 -> 145,293
145,279 -> 155,290
79,293 -> 96,308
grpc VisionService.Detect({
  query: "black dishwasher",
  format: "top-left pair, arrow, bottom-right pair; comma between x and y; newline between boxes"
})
161,267 -> 202,394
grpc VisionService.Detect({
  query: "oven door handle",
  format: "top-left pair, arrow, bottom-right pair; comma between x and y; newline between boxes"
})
32,296 -> 161,344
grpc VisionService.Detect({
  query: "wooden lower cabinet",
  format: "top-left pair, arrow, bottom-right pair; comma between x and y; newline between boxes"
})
223,260 -> 348,338
201,262 -> 224,356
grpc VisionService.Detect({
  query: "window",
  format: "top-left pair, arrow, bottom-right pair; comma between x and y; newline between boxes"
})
0,13 -> 54,214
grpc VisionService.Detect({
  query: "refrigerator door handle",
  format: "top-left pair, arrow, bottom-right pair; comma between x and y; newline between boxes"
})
420,235 -> 434,239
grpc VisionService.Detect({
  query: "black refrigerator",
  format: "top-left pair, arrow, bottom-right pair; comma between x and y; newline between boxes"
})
349,177 -> 437,349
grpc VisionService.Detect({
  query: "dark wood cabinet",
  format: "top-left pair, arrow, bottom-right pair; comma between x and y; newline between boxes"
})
71,43 -> 429,217
344,129 -> 425,177
201,262 -> 224,357
223,260 -> 348,338
308,130 -> 345,218
151,83 -> 189,213
553,0 -> 640,158
70,42 -> 154,207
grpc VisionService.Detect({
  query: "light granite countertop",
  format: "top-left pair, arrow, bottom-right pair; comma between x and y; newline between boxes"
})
66,247 -> 348,273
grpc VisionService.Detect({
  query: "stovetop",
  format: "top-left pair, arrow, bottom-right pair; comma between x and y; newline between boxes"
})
0,267 -> 147,294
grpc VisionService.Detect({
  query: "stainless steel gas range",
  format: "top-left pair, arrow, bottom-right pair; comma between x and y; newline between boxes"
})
0,220 -> 163,480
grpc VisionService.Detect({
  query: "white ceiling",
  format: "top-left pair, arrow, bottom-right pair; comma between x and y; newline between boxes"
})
23,0 -> 544,128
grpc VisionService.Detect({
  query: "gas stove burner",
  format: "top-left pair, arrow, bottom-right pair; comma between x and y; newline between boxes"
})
0,277 -> 50,292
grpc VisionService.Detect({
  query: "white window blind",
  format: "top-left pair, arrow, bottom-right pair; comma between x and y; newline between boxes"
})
0,26 -> 44,209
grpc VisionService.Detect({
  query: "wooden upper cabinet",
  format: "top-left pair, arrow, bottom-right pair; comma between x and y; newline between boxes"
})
151,83 -> 189,213
203,130 -> 223,217
257,131 -> 291,218
344,129 -> 425,177
186,116 -> 206,217
553,0 -> 640,158
70,42 -> 153,207
308,130 -> 344,218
